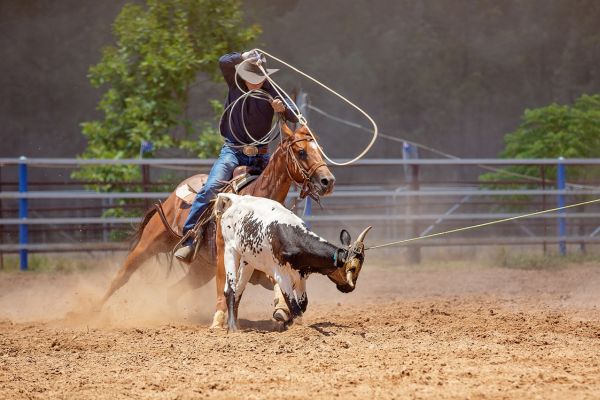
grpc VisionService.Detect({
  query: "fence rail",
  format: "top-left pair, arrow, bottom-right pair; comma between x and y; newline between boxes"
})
3,157 -> 600,165
2,157 -> 600,269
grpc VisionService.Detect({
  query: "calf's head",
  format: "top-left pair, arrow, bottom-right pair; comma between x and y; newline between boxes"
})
327,226 -> 372,293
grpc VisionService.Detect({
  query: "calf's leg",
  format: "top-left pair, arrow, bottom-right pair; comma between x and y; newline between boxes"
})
295,277 -> 308,314
223,248 -> 241,332
274,273 -> 302,328
233,262 -> 254,323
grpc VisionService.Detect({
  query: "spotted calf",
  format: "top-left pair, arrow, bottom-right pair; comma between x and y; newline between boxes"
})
214,193 -> 372,331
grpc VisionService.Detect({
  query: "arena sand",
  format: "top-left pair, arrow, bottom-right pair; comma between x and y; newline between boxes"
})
1,255 -> 600,399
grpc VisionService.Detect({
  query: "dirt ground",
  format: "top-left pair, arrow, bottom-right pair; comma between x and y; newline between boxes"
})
1,257 -> 600,399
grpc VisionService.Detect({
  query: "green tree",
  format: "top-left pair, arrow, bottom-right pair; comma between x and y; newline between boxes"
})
480,94 -> 600,187
74,0 -> 260,190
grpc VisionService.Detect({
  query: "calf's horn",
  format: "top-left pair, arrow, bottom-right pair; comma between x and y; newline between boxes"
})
355,226 -> 373,244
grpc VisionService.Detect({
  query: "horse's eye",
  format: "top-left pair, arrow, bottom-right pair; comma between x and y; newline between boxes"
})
298,149 -> 307,160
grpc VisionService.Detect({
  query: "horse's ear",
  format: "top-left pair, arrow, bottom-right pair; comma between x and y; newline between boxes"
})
280,121 -> 294,137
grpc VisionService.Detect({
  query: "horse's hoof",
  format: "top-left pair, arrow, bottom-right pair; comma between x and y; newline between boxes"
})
273,308 -> 290,323
209,311 -> 225,330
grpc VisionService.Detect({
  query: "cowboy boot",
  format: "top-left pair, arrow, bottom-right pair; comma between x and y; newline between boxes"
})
175,226 -> 204,263
174,244 -> 194,262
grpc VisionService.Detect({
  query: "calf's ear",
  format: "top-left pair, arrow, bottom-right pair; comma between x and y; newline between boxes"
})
340,229 -> 351,246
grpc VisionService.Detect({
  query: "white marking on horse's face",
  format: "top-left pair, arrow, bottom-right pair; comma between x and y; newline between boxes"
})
309,142 -> 318,151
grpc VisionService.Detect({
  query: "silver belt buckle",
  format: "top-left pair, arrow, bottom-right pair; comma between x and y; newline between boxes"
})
242,145 -> 258,157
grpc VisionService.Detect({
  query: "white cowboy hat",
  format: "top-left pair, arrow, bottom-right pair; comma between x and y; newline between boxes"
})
235,58 -> 279,85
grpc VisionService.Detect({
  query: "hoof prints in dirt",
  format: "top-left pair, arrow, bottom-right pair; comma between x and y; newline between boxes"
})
2,265 -> 600,399
2,297 -> 600,399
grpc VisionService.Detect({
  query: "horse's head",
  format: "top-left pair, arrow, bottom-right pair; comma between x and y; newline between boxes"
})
280,123 -> 335,197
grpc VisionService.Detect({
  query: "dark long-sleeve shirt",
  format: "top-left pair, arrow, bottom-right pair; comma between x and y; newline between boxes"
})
218,52 -> 299,146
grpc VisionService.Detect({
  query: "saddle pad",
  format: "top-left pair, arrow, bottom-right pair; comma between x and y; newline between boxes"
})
232,174 -> 259,193
175,184 -> 198,205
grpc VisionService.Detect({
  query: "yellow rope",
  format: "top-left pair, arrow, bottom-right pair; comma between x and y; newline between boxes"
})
366,197 -> 600,250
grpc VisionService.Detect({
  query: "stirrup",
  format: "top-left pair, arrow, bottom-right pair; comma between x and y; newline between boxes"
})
173,224 -> 204,262
174,245 -> 194,262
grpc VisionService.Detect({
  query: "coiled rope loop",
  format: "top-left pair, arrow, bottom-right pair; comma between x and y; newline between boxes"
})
225,49 -> 378,165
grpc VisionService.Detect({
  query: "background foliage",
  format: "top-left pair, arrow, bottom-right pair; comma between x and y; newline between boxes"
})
73,0 -> 260,190
480,94 -> 600,187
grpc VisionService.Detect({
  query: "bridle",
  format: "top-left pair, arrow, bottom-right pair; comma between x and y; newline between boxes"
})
282,135 -> 327,202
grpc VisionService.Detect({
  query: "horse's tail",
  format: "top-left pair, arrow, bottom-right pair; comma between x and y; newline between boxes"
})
129,206 -> 158,251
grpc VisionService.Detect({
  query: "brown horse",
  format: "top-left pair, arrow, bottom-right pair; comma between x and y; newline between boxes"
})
98,123 -> 335,321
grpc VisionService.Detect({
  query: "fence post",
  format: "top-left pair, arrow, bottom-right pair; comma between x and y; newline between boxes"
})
557,157 -> 566,256
403,142 -> 421,264
19,156 -> 29,270
540,165 -> 547,254
0,163 -> 3,270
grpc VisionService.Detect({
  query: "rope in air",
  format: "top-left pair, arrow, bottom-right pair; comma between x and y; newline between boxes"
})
225,49 -> 378,165
223,51 -> 600,251
254,48 -> 378,166
365,197 -> 600,250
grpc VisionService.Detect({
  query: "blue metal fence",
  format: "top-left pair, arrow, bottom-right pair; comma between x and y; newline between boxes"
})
2,157 -> 600,269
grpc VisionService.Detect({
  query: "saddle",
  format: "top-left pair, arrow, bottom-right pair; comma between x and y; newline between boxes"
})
175,166 -> 260,205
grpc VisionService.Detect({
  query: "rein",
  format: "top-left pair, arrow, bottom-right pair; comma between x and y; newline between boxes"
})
282,136 -> 326,202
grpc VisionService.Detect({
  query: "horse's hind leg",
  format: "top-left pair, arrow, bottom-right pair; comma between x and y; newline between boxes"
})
167,258 -> 215,305
98,214 -> 170,308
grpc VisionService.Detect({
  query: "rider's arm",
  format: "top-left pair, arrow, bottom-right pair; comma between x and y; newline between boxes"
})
279,97 -> 300,123
265,84 -> 300,123
219,52 -> 243,87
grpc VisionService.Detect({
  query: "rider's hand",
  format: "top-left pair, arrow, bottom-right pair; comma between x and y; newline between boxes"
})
271,99 -> 286,113
241,50 -> 264,66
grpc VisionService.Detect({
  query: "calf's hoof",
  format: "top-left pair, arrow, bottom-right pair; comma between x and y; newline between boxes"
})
272,308 -> 290,323
209,310 -> 225,330
227,322 -> 240,333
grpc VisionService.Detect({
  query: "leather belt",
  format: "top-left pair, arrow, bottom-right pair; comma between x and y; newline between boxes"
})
242,145 -> 268,157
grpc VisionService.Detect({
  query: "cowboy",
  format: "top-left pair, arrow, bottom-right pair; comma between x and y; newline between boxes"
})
175,50 -> 299,261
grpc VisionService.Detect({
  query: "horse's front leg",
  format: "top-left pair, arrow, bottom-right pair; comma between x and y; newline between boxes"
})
211,219 -> 227,330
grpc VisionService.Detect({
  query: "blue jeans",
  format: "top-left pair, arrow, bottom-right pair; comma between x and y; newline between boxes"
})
182,145 -> 269,240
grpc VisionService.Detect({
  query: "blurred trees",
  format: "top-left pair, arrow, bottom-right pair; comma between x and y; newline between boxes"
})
74,0 -> 259,190
246,1 -> 600,168
480,94 -> 600,186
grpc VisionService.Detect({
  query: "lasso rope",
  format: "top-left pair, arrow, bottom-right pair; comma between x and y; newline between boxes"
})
365,197 -> 600,250
220,75 -> 280,147
247,48 -> 378,166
